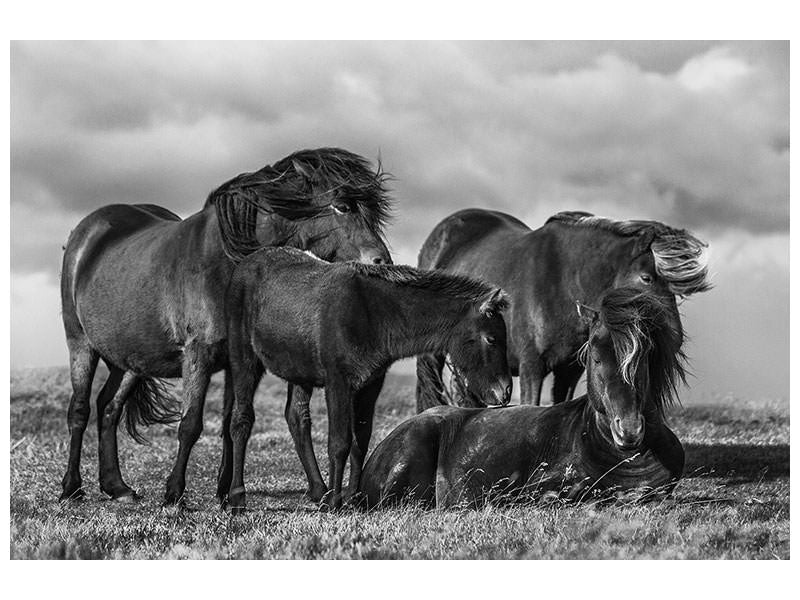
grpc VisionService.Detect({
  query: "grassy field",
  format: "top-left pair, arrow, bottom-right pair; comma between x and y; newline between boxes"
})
9,367 -> 789,559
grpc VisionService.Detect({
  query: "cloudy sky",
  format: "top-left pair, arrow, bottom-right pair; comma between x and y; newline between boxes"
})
10,41 -> 789,402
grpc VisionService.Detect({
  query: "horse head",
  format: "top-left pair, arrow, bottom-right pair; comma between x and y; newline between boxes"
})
612,222 -> 710,345
578,287 -> 687,451
447,288 -> 513,407
208,147 -> 393,265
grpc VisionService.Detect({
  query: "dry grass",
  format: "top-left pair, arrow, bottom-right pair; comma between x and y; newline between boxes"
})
9,367 -> 789,559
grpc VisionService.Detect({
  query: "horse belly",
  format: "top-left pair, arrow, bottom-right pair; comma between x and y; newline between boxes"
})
73,247 -> 184,376
252,322 -> 323,387
78,287 -> 184,376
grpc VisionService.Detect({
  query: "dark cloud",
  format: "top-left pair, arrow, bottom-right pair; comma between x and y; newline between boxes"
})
9,42 -> 791,402
11,40 -> 789,277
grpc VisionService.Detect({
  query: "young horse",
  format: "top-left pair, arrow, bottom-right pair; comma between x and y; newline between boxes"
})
59,148 -> 392,504
220,247 -> 512,511
361,287 -> 686,508
416,208 -> 710,409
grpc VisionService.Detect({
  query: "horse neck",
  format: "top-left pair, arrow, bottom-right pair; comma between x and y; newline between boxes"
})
169,205 -> 234,272
364,279 -> 472,361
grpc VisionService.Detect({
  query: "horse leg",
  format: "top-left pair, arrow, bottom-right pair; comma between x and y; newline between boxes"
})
552,361 -> 584,404
216,366 -> 234,505
416,353 -> 445,413
60,338 -> 99,501
519,351 -> 546,406
347,372 -> 384,498
322,378 -> 354,511
285,383 -> 327,502
164,345 -> 212,506
97,370 -> 140,500
227,353 -> 264,514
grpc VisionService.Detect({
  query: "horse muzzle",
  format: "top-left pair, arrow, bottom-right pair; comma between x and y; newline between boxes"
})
358,247 -> 392,265
486,380 -> 512,407
610,415 -> 645,450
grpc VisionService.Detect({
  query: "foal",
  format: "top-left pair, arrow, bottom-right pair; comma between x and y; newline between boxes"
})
360,287 -> 687,508
220,247 -> 512,511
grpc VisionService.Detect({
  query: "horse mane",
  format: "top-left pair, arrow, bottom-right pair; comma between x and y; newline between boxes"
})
546,211 -> 711,297
205,147 -> 393,262
347,262 -> 510,312
591,287 -> 688,415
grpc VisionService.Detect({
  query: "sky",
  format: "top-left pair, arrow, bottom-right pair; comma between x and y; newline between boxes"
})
9,40 -> 789,403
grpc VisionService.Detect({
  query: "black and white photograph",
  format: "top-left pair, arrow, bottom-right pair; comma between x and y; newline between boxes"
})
7,33 -> 790,565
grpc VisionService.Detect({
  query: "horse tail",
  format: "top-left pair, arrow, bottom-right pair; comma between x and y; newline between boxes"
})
123,377 -> 181,444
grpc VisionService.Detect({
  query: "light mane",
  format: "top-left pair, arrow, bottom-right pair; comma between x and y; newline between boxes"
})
580,287 -> 688,415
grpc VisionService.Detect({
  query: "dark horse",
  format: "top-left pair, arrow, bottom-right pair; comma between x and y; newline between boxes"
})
60,148 -> 392,504
221,247 -> 512,511
416,209 -> 710,409
361,287 -> 687,508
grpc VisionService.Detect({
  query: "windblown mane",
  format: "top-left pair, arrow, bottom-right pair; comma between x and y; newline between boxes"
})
582,287 -> 688,415
347,262 -> 510,311
546,211 -> 711,297
205,147 -> 393,261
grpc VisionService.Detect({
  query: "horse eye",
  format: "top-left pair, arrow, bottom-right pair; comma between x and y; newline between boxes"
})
640,273 -> 653,284
484,335 -> 496,346
332,203 -> 352,215
484,309 -> 495,319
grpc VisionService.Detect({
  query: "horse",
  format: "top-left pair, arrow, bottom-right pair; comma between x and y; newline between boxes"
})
416,208 -> 710,410
59,147 -> 392,505
220,247 -> 512,511
360,286 -> 687,509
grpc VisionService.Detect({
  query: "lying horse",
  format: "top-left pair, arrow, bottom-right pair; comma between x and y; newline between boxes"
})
361,287 -> 687,508
220,247 -> 512,511
60,147 -> 392,504
416,209 -> 710,408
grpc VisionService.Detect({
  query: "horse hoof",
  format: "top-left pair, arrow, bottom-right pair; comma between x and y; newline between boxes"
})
318,492 -> 342,512
59,487 -> 85,502
306,485 -> 328,503
113,490 -> 139,503
163,489 -> 185,507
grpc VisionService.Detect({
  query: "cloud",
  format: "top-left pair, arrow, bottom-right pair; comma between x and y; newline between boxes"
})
9,42 -> 790,402
11,42 -> 788,259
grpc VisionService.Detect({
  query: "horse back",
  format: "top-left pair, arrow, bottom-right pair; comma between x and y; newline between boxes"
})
418,208 -> 531,271
62,204 -> 182,319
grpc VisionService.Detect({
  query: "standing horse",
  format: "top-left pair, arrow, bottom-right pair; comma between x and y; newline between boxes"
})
416,208 -> 710,409
220,247 -> 512,511
59,148 -> 392,504
361,287 -> 687,508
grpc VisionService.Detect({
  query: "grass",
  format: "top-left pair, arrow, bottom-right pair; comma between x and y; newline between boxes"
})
9,367 -> 789,559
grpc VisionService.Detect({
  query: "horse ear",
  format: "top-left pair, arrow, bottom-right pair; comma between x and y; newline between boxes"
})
575,301 -> 599,325
480,288 -> 509,315
632,231 -> 656,257
292,159 -> 314,180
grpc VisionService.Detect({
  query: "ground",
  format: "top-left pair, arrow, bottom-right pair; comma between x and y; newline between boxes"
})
9,367 -> 789,559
